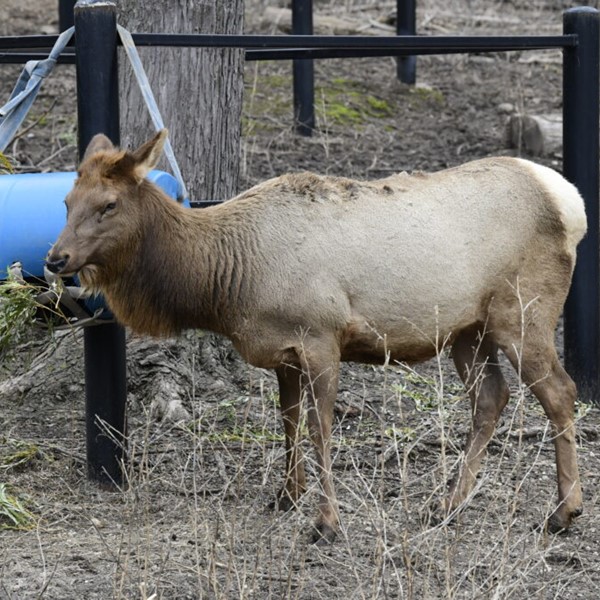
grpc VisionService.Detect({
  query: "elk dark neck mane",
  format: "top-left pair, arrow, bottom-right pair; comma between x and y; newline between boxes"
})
98,182 -> 260,338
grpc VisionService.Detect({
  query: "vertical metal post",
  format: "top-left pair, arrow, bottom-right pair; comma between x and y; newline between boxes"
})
74,0 -> 127,484
292,0 -> 315,136
58,0 -> 77,31
563,7 -> 600,403
397,0 -> 416,84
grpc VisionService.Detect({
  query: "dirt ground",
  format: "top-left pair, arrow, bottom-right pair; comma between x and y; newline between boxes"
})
1,1 -> 600,599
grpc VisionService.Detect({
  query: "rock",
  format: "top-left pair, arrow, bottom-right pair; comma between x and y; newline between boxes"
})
497,103 -> 515,114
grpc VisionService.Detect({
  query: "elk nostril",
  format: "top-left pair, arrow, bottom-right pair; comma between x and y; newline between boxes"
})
45,255 -> 69,274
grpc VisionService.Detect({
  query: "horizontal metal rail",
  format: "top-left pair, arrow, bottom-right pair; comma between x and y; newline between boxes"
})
0,32 -> 577,52
130,33 -> 578,51
189,201 -> 223,208
0,39 -> 577,65
0,51 -> 75,63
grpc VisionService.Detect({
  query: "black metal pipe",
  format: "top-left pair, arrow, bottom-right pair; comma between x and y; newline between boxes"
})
0,33 -> 577,52
58,0 -> 77,31
129,33 -> 577,51
397,0 -> 417,84
248,46 -> 545,59
0,36 -> 73,50
74,0 -> 127,485
292,0 -> 315,136
189,201 -> 223,208
0,52 -> 76,64
0,45 -> 573,65
563,7 -> 600,403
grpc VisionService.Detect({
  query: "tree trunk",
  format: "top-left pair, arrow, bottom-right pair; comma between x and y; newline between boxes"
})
117,0 -> 244,201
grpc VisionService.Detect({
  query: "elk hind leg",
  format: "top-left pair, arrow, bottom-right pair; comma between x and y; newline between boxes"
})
500,339 -> 582,532
445,326 -> 510,513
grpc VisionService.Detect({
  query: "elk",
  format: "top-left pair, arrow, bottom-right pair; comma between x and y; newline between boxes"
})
47,130 -> 587,543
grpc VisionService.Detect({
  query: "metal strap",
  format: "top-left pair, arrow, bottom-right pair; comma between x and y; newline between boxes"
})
117,25 -> 189,201
0,27 -> 75,152
0,25 -> 189,203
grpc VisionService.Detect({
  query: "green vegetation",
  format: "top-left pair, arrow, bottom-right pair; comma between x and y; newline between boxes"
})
0,151 -> 13,175
322,101 -> 363,125
408,85 -> 445,107
204,424 -> 284,445
0,268 -> 70,363
393,370 -> 464,414
366,95 -> 393,115
243,69 -> 401,133
243,69 -> 293,135
190,394 -> 286,445
316,78 -> 394,127
0,274 -> 39,359
384,424 -> 417,443
0,483 -> 35,530
1,440 -> 44,471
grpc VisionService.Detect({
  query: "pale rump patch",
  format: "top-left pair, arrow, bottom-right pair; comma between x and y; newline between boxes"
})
517,158 -> 587,253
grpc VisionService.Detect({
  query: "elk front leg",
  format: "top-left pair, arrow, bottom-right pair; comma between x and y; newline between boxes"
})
274,364 -> 307,511
300,341 -> 341,544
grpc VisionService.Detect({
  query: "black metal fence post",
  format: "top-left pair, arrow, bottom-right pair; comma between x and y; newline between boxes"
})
397,0 -> 416,84
563,7 -> 600,403
292,0 -> 315,136
74,0 -> 127,484
58,0 -> 77,31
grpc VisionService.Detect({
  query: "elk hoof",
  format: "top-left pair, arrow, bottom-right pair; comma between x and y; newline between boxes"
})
268,488 -> 301,512
431,496 -> 464,526
545,506 -> 582,534
426,507 -> 444,527
544,516 -> 569,534
310,523 -> 338,545
275,495 -> 296,512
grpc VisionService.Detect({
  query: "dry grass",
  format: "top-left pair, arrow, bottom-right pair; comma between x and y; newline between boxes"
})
20,344 -> 590,600
4,313 -> 594,598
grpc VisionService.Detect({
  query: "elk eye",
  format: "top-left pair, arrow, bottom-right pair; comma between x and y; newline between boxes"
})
102,201 -> 117,215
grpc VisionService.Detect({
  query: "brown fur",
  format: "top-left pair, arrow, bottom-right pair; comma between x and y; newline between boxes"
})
47,130 -> 587,543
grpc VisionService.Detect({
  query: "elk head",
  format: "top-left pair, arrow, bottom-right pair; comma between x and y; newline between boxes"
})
46,129 -> 167,288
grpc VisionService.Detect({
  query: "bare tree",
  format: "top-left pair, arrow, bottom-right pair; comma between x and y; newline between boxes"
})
117,0 -> 244,201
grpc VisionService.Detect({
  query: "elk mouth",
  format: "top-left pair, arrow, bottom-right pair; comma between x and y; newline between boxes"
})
45,256 -> 70,275
45,253 -> 89,278
44,257 -> 101,293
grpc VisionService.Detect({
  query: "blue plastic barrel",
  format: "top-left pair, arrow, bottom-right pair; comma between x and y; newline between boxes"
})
0,170 -> 187,280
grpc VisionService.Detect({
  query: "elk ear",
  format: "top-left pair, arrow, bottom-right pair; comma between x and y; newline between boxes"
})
131,129 -> 168,182
83,133 -> 115,161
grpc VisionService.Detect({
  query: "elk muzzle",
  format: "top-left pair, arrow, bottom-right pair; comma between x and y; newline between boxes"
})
45,252 -> 70,274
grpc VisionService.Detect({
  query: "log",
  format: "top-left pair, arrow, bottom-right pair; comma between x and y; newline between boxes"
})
506,113 -> 562,157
